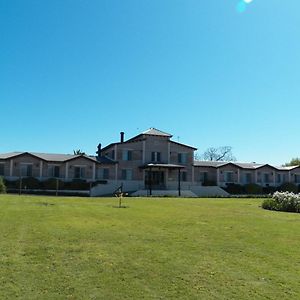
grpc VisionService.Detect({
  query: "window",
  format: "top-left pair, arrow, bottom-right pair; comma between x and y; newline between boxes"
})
245,173 -> 252,184
74,167 -> 85,179
276,174 -> 282,183
178,153 -> 187,164
121,169 -> 132,180
98,168 -> 109,180
20,164 -> 33,177
48,165 -> 60,178
181,172 -> 187,182
0,164 -> 4,176
264,173 -> 270,183
122,150 -> 132,161
295,174 -> 300,184
151,152 -> 161,162
199,172 -> 208,182
225,172 -> 234,182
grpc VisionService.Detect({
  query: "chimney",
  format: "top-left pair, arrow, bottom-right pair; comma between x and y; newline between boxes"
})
96,143 -> 101,158
120,132 -> 125,143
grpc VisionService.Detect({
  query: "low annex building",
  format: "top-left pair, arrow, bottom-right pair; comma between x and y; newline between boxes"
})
0,128 -> 299,196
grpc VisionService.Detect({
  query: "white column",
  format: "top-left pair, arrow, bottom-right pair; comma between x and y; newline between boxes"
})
237,169 -> 240,184
217,169 -> 220,186
115,164 -> 118,181
165,169 -> 169,188
288,171 -> 291,182
167,142 -> 170,164
39,161 -> 43,179
92,163 -> 96,181
10,159 -> 13,177
142,141 -> 146,163
273,171 -> 276,186
65,162 -> 69,180
255,170 -> 258,184
114,145 -> 117,160
192,166 -> 195,184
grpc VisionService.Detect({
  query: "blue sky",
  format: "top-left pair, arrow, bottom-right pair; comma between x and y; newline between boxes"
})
1,0 -> 299,165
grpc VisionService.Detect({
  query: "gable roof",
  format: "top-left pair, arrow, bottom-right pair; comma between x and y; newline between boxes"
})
193,160 -> 300,171
0,152 -> 115,164
194,161 -> 267,169
142,128 -> 172,137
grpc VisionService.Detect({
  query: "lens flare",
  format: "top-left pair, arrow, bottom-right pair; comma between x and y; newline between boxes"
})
236,1 -> 247,13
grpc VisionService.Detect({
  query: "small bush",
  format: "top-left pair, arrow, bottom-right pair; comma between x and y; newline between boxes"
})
16,177 -> 41,189
4,179 -> 18,189
202,180 -> 217,186
262,191 -> 300,213
224,183 -> 244,194
42,178 -> 64,190
244,183 -> 263,194
0,177 -> 6,193
261,198 -> 277,210
64,179 -> 90,190
263,186 -> 277,195
278,182 -> 298,193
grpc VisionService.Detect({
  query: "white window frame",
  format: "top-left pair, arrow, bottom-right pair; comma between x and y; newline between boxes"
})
73,165 -> 86,179
48,164 -> 60,178
122,169 -> 133,180
122,149 -> 132,161
20,163 -> 33,177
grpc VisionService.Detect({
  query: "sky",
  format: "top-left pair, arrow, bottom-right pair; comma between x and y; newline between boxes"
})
1,0 -> 300,165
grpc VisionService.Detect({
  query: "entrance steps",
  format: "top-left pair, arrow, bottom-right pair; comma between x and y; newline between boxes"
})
131,190 -> 198,197
190,186 -> 229,197
131,186 -> 229,198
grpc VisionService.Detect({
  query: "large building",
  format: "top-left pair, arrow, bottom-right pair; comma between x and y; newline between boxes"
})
0,128 -> 299,196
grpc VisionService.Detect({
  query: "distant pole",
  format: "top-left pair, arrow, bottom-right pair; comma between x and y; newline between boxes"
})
178,169 -> 181,197
149,168 -> 152,196
56,178 -> 59,197
19,176 -> 22,195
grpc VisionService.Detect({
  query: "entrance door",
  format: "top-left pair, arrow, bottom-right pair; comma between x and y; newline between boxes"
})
145,171 -> 165,189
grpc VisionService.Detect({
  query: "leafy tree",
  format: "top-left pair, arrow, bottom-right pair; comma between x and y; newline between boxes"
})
285,158 -> 300,167
73,149 -> 86,155
201,146 -> 236,162
0,177 -> 6,194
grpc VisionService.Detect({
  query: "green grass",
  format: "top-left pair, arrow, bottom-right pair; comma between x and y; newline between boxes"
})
0,195 -> 300,299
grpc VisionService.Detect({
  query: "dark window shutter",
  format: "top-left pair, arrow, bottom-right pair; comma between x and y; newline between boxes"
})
151,152 -> 155,161
128,151 -> 132,161
157,152 -> 161,162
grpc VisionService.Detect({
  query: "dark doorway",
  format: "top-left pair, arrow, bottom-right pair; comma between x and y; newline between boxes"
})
145,171 -> 165,189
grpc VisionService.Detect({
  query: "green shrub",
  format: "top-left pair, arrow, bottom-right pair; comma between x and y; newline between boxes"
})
64,179 -> 90,190
278,182 -> 298,193
16,177 -> 41,189
244,183 -> 263,194
4,179 -> 18,189
42,178 -> 64,190
224,183 -> 244,194
202,180 -> 217,186
261,198 -> 277,210
262,191 -> 300,213
263,186 -> 277,195
0,177 -> 6,194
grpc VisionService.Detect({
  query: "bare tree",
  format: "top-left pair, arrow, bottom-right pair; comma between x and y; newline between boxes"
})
73,149 -> 86,155
201,146 -> 236,162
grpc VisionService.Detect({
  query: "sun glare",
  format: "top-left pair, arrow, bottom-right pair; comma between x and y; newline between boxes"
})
236,0 -> 253,13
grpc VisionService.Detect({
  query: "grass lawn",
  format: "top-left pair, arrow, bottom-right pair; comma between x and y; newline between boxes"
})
0,195 -> 300,299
